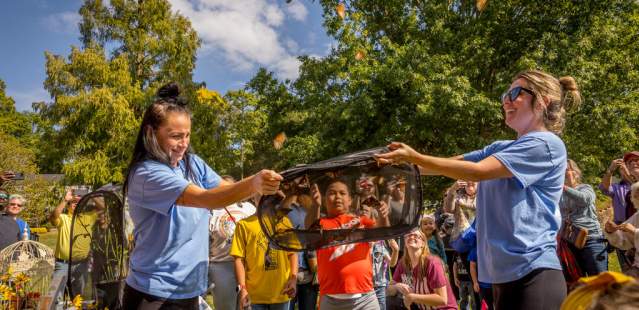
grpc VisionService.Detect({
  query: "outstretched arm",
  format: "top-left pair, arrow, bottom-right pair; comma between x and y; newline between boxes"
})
376,143 -> 512,182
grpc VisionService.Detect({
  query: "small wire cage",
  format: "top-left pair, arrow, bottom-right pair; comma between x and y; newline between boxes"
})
0,240 -> 55,307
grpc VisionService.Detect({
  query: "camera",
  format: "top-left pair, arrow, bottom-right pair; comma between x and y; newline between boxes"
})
11,172 -> 25,180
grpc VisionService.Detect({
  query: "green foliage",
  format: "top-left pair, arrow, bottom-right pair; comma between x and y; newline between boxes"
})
38,46 -> 141,185
0,131 -> 63,227
35,0 -> 200,186
240,0 -> 639,198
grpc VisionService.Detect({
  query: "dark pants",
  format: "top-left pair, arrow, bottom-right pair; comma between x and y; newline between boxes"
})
493,268 -> 566,310
122,284 -> 199,310
479,287 -> 494,310
289,283 -> 319,310
569,237 -> 608,276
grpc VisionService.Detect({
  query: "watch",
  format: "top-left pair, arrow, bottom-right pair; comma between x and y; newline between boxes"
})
236,284 -> 246,293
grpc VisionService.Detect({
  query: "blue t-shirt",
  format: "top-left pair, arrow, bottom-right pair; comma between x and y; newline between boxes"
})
468,247 -> 491,289
126,154 -> 221,299
464,131 -> 566,284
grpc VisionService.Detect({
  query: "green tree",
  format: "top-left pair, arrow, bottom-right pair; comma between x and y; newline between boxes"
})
0,131 -> 63,227
242,0 -> 639,198
37,0 -> 201,186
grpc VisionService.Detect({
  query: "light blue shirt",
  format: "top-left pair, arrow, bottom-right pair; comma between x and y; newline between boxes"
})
464,131 -> 566,284
126,154 -> 221,299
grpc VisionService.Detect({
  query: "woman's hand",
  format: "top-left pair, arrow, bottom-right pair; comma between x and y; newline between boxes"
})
375,142 -> 419,165
618,223 -> 637,234
403,293 -> 415,309
395,283 -> 412,296
251,170 -> 283,195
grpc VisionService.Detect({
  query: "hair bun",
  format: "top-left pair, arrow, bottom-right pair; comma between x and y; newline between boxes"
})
559,76 -> 578,92
157,82 -> 180,100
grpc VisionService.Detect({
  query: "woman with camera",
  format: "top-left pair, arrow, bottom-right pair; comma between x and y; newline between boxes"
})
122,83 -> 282,309
377,70 -> 582,309
559,159 -> 607,276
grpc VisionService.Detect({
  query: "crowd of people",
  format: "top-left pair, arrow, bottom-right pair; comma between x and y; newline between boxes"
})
2,69 -> 639,310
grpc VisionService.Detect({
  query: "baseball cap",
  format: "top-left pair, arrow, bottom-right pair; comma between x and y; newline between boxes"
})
623,151 -> 639,162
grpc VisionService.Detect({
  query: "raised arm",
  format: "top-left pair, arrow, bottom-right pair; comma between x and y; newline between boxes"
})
50,190 -> 72,226
563,185 -> 596,207
600,159 -> 622,194
304,184 -> 322,229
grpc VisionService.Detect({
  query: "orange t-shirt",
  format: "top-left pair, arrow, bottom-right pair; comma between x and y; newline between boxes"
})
317,213 -> 376,295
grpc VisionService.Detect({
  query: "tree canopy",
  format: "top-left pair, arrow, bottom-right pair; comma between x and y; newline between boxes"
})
2,0 -> 638,203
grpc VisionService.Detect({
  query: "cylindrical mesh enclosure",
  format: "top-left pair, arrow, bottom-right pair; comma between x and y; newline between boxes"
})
258,147 -> 423,251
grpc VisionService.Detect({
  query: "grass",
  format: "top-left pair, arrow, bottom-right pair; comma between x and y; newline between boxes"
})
37,229 -> 58,250
608,250 -> 621,273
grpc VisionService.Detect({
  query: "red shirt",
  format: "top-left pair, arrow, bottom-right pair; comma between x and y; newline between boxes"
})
317,213 -> 376,295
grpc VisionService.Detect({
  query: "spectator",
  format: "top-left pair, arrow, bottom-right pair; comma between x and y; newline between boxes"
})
387,229 -> 457,310
121,83 -> 281,309
208,175 -> 257,310
5,194 -> 30,240
230,215 -> 297,310
305,178 -> 390,310
453,250 -> 480,310
604,182 -> 639,277
444,180 -> 477,225
559,159 -> 608,276
420,214 -> 447,265
285,187 -> 319,310
377,69 -> 582,309
469,246 -> 493,310
360,203 -> 400,309
50,189 -> 96,299
0,189 -> 20,250
599,151 -> 639,272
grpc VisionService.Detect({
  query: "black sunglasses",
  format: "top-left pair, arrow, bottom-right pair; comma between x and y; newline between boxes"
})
501,86 -> 534,103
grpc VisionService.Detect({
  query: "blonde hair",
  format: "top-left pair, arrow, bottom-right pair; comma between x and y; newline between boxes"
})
566,159 -> 583,184
515,70 -> 582,135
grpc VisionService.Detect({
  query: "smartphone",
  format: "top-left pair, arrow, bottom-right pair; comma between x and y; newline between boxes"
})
12,172 -> 25,180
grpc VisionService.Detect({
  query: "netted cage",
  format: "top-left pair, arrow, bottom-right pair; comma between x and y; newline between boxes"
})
258,147 -> 424,251
0,240 -> 55,308
43,185 -> 130,310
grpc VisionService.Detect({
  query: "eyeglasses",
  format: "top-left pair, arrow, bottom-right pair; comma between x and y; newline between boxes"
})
501,86 -> 534,104
8,203 -> 23,207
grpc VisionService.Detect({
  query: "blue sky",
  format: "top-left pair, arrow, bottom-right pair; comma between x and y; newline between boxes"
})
0,0 -> 333,112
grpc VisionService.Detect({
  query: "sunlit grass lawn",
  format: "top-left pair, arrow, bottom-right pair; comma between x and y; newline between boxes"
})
38,229 -> 58,250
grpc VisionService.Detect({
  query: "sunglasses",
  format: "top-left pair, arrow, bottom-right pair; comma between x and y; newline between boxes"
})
8,202 -> 23,207
501,86 -> 534,103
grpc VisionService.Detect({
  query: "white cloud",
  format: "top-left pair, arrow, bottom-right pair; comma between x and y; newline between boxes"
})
42,11 -> 81,35
285,1 -> 308,22
169,0 -> 304,81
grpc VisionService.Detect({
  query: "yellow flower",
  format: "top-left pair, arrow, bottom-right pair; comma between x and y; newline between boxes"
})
14,273 -> 30,284
72,294 -> 83,308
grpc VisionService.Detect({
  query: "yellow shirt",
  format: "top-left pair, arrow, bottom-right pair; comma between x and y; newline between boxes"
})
54,212 -> 97,261
230,215 -> 293,304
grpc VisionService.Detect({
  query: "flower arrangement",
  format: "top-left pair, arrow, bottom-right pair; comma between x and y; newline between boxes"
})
0,267 -> 40,309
